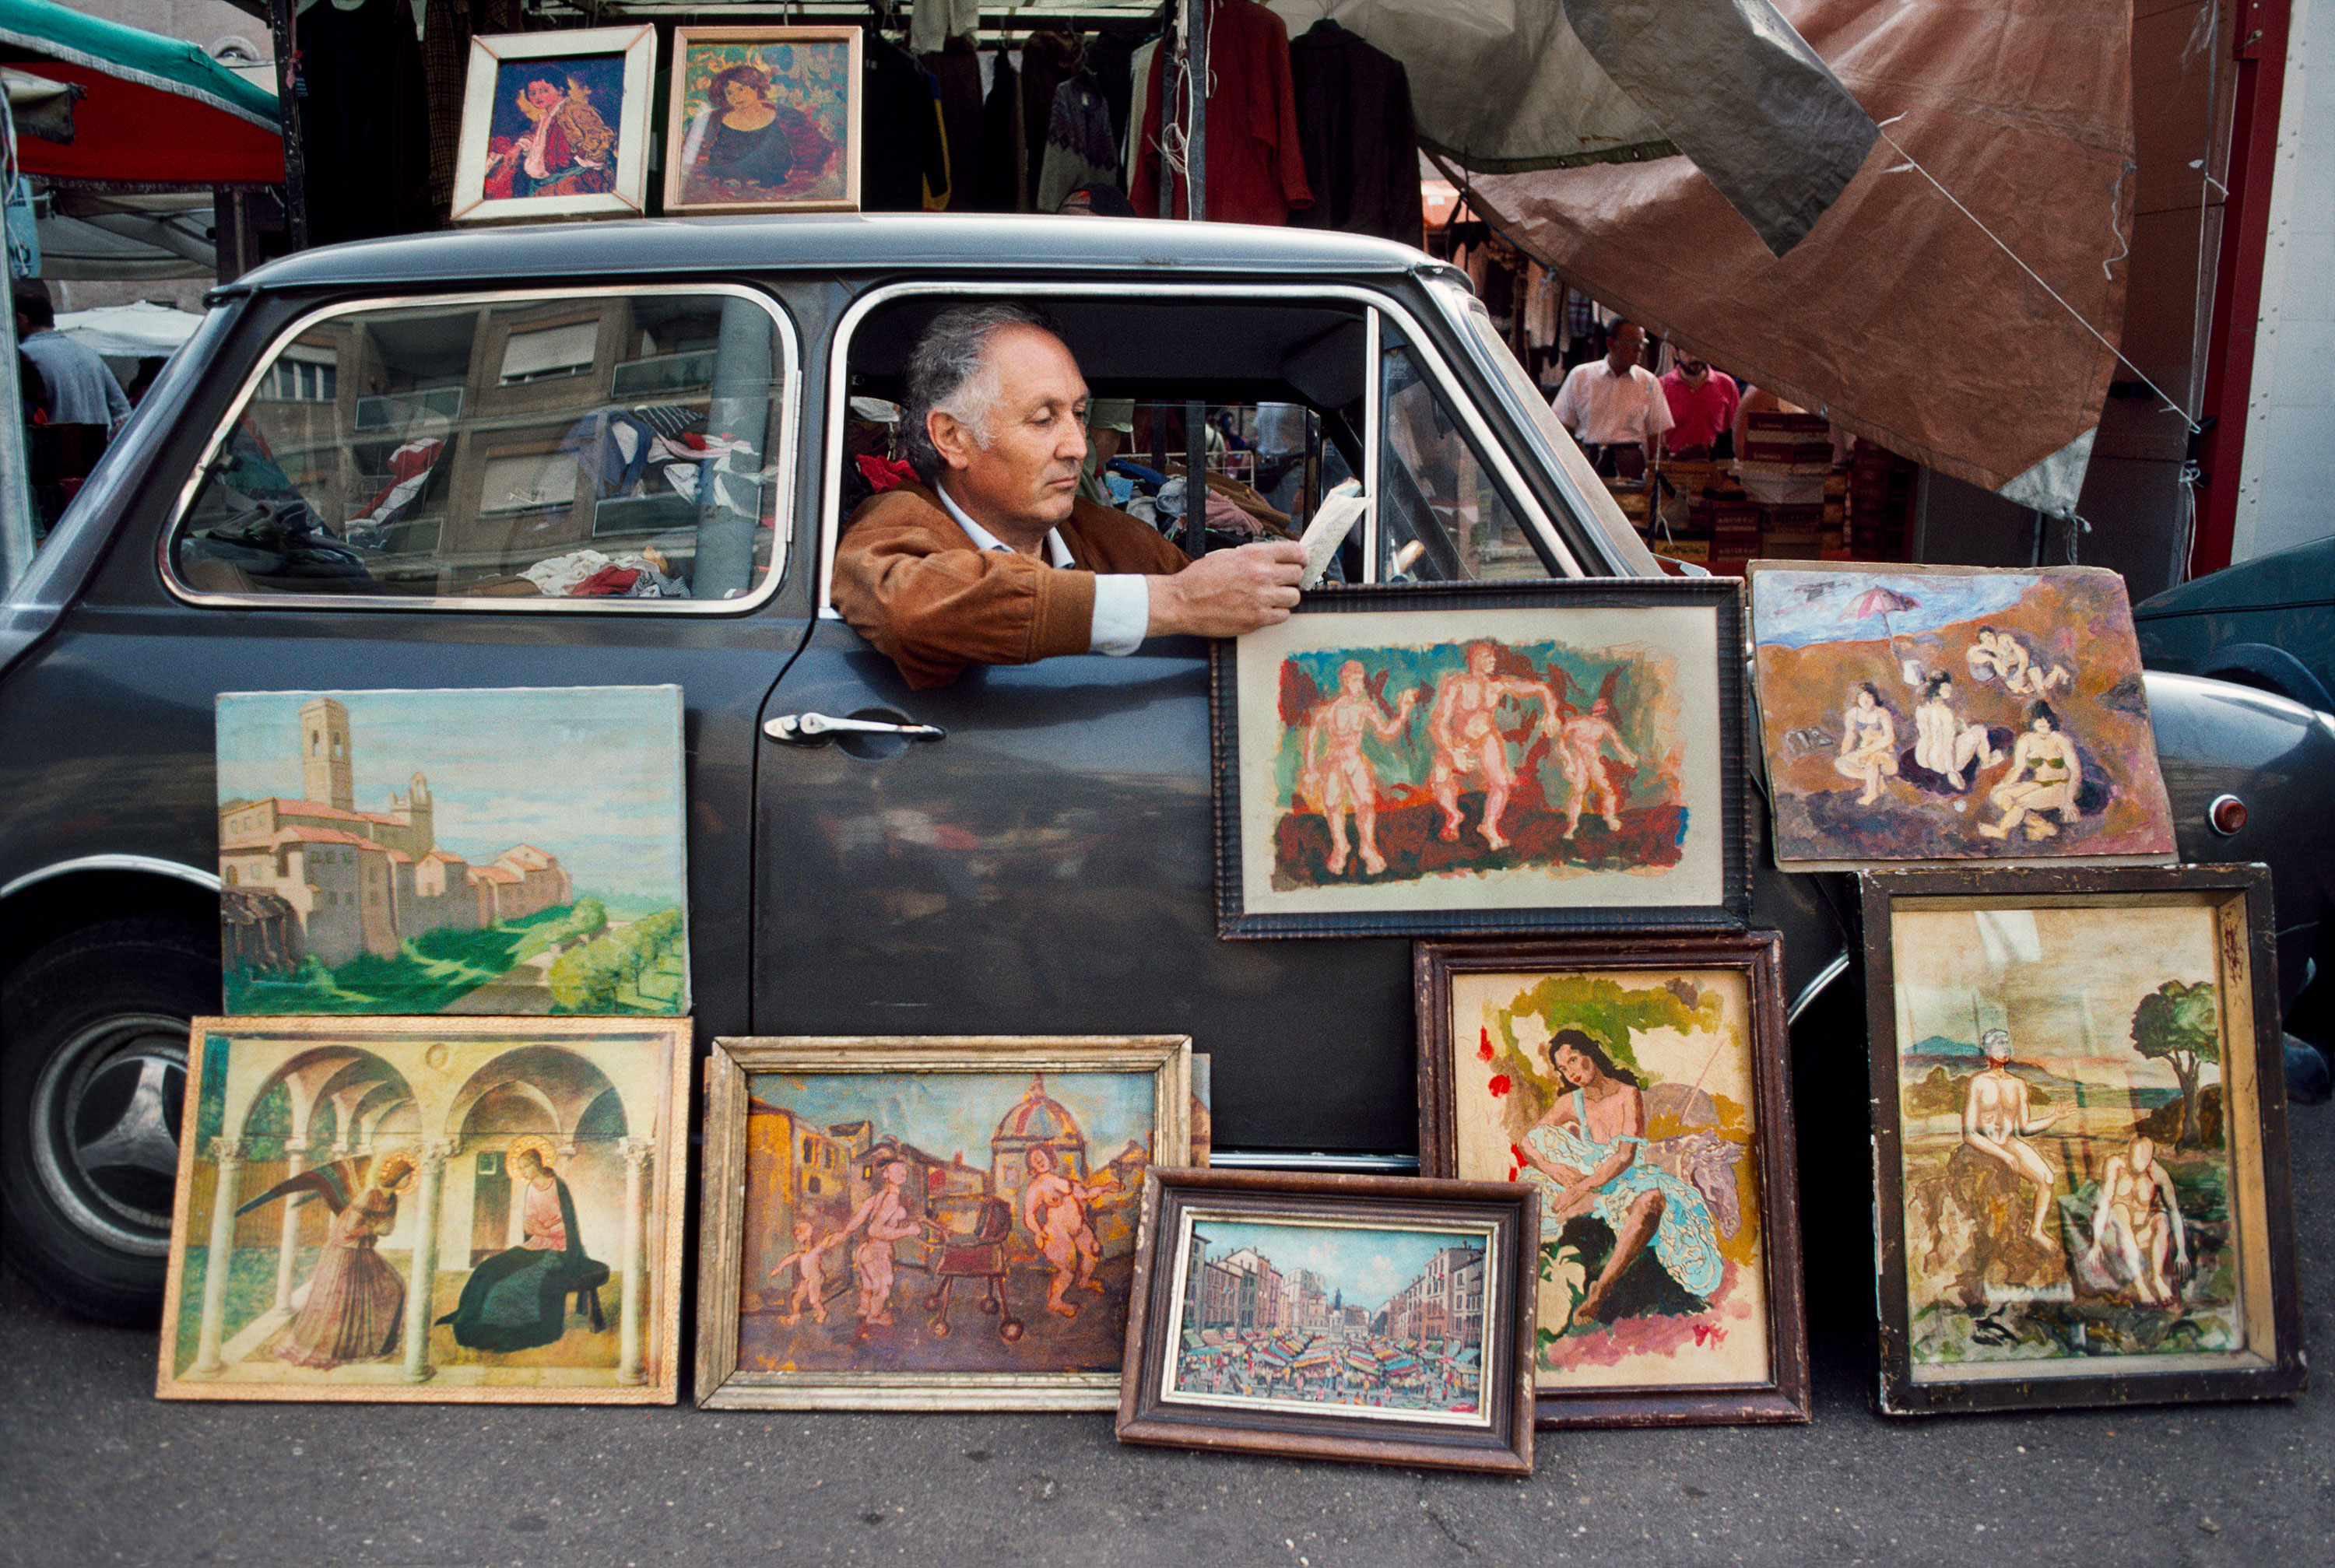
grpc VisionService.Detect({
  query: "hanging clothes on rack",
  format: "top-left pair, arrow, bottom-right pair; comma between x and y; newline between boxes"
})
1019,29 -> 1087,212
1123,33 -> 1162,191
971,44 -> 1026,212
1130,0 -> 1312,226
1084,24 -> 1146,156
922,34 -> 986,211
1287,19 -> 1422,244
298,0 -> 433,244
1038,73 -> 1121,212
862,34 -> 951,212
908,0 -> 978,55
422,0 -> 524,216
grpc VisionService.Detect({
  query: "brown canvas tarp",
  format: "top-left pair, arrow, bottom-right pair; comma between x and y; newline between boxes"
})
1452,0 -> 2135,512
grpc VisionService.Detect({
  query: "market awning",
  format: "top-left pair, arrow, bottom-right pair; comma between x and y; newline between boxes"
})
0,0 -> 283,187
53,300 -> 204,356
1453,0 -> 2133,517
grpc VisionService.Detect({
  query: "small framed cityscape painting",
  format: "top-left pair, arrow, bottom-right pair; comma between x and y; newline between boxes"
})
662,26 -> 862,214
450,26 -> 656,224
1862,863 -> 2302,1415
1747,562 -> 2177,872
156,1015 -> 690,1404
1115,1169 -> 1537,1475
1211,578 -> 1750,939
695,1035 -> 1191,1410
1416,933 -> 1810,1428
216,686 -> 688,1018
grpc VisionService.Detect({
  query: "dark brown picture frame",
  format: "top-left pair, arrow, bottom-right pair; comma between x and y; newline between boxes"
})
1116,1169 -> 1537,1475
1416,934 -> 1810,1428
1862,863 -> 2303,1415
1210,578 -> 1751,940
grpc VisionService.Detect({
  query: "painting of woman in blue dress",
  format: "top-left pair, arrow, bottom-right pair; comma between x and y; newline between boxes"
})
1516,1029 -> 1724,1329
437,1138 -> 609,1352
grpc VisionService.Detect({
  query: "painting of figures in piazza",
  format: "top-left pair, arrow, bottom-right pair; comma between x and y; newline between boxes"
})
157,1016 -> 690,1403
662,27 -> 860,214
1417,935 -> 1809,1426
1747,563 -> 2176,871
1116,1170 -> 1537,1475
1214,581 -> 1748,938
450,27 -> 656,224
695,1037 -> 1190,1409
216,686 -> 687,1017
1863,865 -> 2302,1414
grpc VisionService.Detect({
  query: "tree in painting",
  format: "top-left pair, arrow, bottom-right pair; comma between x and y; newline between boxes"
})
2131,980 -> 2219,1151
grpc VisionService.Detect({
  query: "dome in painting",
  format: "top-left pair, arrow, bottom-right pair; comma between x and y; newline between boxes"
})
994,1075 -> 1083,1147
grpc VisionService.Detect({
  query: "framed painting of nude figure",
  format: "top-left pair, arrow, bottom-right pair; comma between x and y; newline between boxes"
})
1416,934 -> 1810,1428
1862,864 -> 2302,1415
695,1036 -> 1190,1410
1211,578 -> 1750,938
1747,562 -> 2176,872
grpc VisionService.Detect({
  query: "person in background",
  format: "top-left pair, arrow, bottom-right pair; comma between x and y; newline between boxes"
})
1548,318 -> 1670,479
1658,349 -> 1739,461
14,285 -> 129,432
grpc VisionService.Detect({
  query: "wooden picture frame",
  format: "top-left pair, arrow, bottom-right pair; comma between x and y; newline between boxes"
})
157,1016 -> 690,1403
1211,578 -> 1750,939
450,26 -> 656,225
696,1035 -> 1191,1410
1416,934 -> 1809,1427
1116,1168 -> 1537,1475
1862,863 -> 2303,1415
662,26 -> 862,214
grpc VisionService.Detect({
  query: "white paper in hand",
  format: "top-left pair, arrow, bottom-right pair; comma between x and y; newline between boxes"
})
1297,482 -> 1368,590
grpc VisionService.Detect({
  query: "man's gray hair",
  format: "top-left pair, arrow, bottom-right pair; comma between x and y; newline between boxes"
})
1981,1028 -> 2013,1061
899,302 -> 1060,486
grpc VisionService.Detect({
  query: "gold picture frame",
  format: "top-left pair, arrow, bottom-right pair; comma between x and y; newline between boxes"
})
157,1016 -> 690,1403
662,26 -> 863,215
697,1035 -> 1191,1410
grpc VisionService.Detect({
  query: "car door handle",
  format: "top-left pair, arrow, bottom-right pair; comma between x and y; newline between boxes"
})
763,712 -> 948,743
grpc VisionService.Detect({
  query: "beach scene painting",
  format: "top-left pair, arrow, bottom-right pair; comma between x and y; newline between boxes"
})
156,1016 -> 689,1404
1747,563 -> 2176,870
1223,590 -> 1740,935
216,686 -> 687,1016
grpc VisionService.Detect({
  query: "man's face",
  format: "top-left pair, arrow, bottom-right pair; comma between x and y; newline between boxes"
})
1467,645 -> 1495,675
1606,326 -> 1645,370
932,325 -> 1089,538
1340,662 -> 1366,696
1677,356 -> 1708,381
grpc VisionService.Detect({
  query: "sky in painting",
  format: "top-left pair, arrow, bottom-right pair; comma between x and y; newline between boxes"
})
749,1071 -> 1157,1167
1188,1217 -> 1486,1314
1753,569 -> 2038,649
215,687 -> 685,907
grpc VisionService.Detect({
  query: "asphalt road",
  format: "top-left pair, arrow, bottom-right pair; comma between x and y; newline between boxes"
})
5,1096 -> 2330,1568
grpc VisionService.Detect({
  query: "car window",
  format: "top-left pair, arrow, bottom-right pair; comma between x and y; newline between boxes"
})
1378,331 -> 1553,584
170,289 -> 792,606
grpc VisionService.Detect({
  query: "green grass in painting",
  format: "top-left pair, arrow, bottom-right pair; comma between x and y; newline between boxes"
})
225,906 -> 585,1014
613,949 -> 687,1013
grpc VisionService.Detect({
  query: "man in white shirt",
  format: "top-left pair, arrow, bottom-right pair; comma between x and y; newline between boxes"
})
1547,319 -> 1671,479
832,303 -> 1304,689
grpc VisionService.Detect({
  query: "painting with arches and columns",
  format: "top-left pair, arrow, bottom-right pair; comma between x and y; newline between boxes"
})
157,1016 -> 689,1403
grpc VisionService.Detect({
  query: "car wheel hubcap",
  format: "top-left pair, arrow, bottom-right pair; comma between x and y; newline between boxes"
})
30,1013 -> 188,1254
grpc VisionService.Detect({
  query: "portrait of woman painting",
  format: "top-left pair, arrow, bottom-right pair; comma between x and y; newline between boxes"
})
1863,865 -> 2303,1415
450,28 -> 655,224
1417,935 -> 1810,1426
1213,581 -> 1749,938
663,29 -> 861,214
1747,563 -> 2177,872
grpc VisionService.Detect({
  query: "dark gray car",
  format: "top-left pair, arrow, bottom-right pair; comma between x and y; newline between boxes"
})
4,216 -> 2330,1322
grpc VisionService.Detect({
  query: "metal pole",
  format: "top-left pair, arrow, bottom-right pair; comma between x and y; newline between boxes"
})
1185,0 -> 1206,223
268,0 -> 309,251
2,97 -> 37,591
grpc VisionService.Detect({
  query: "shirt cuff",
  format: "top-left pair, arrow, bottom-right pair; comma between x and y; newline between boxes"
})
1089,574 -> 1150,656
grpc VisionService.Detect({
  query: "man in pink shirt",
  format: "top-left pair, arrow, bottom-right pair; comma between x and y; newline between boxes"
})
1659,353 -> 1740,459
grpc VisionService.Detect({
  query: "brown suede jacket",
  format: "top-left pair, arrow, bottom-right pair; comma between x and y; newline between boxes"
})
832,481 -> 1192,689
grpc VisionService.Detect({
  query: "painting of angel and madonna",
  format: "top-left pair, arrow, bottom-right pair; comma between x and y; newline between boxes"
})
1214,581 -> 1747,938
156,1016 -> 691,1404
694,1037 -> 1190,1410
1863,865 -> 2302,1415
216,686 -> 688,1017
1418,935 -> 1809,1426
1117,1170 -> 1537,1475
1747,563 -> 2175,871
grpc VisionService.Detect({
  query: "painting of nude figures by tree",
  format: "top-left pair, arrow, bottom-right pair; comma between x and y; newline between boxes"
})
1417,935 -> 1809,1426
1747,563 -> 2175,871
156,1017 -> 690,1403
694,1037 -> 1190,1409
1863,866 -> 2302,1414
216,686 -> 688,1017
1216,581 -> 1747,938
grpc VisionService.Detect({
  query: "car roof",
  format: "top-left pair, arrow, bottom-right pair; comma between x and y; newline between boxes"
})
2133,535 -> 2335,618
233,213 -> 1442,294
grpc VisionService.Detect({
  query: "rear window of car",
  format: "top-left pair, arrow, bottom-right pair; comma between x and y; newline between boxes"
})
167,286 -> 795,608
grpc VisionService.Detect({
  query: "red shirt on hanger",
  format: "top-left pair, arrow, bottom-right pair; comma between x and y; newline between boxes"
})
1131,0 -> 1314,226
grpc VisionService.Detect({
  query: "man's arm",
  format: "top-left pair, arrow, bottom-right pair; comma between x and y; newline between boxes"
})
1143,542 -> 1304,638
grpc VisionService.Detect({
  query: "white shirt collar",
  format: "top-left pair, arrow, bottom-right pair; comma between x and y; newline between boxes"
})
934,482 -> 1074,568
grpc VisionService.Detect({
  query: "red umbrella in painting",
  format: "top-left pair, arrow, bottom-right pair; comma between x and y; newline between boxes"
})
1842,584 -> 1920,670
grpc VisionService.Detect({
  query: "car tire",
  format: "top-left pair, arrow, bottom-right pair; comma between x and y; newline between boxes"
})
1,917 -> 218,1324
